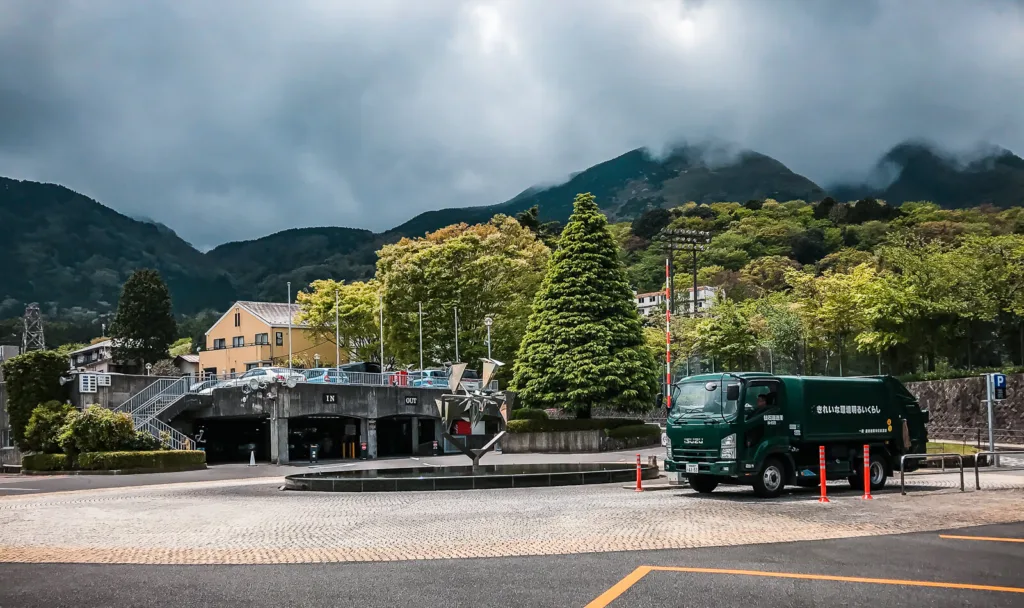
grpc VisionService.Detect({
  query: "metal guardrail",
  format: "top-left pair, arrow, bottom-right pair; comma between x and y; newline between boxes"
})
899,453 -> 964,496
973,450 -> 1024,490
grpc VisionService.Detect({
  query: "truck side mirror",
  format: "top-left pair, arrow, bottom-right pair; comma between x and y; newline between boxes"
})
726,384 -> 740,401
656,392 -> 664,409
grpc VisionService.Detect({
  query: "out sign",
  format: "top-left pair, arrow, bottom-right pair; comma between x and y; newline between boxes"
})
993,373 -> 1007,401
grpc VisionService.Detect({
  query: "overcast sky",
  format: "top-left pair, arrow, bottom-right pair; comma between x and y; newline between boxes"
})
1,0 -> 1022,249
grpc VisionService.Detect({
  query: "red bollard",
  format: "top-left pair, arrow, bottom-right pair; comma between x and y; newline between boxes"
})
635,454 -> 643,492
862,445 -> 873,500
818,445 -> 830,503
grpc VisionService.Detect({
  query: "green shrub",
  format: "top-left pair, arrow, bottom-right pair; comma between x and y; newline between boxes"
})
58,405 -> 137,456
506,418 -> 644,433
23,401 -> 75,454
76,450 -> 206,471
130,431 -> 162,451
21,453 -> 69,471
0,350 -> 70,447
605,424 -> 661,440
509,408 -> 549,421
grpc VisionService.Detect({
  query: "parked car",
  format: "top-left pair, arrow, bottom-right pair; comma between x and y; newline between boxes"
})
226,367 -> 305,387
461,369 -> 482,390
303,368 -> 351,384
189,379 -> 226,395
411,369 -> 448,388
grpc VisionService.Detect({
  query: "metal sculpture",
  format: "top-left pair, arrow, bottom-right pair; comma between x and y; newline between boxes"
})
435,359 -> 515,469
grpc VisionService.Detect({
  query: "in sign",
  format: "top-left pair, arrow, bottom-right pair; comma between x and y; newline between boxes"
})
323,393 -> 338,404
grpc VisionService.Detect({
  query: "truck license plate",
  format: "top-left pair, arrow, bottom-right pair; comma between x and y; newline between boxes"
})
685,464 -> 699,474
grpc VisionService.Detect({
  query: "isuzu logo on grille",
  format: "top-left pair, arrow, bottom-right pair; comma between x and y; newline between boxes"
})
683,438 -> 703,444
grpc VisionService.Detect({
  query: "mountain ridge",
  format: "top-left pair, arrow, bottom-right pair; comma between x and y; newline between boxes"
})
2,139 -> 1022,315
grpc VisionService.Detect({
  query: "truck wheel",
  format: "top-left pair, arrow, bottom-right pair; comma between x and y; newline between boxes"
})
849,453 -> 888,491
688,475 -> 718,494
753,457 -> 786,498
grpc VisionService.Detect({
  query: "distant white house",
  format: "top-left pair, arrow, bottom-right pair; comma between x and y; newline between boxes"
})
68,340 -> 115,372
634,286 -> 721,316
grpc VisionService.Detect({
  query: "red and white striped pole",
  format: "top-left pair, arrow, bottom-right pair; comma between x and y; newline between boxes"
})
818,445 -> 829,503
862,445 -> 873,500
665,258 -> 672,412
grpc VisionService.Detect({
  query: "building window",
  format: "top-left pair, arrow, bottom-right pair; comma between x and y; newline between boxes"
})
246,363 -> 258,371
234,312 -> 241,327
230,368 -> 236,375
276,332 -> 284,346
213,338 -> 226,350
255,333 -> 269,345
232,336 -> 244,348
79,374 -> 98,394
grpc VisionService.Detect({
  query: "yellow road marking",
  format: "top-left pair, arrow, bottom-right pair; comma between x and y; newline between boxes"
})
584,566 -> 652,608
940,535 -> 1024,544
585,565 -> 1024,607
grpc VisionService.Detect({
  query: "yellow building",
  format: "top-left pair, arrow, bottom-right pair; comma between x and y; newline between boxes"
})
198,301 -> 343,375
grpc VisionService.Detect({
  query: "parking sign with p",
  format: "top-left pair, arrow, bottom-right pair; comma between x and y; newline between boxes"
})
993,373 -> 1007,401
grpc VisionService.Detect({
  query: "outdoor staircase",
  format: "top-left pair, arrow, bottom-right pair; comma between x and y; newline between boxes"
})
114,376 -> 199,450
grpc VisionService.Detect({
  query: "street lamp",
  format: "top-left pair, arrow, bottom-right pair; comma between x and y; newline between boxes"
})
314,353 -> 320,368
484,316 -> 493,360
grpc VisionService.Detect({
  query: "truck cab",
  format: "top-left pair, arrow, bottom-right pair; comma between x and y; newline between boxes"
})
663,373 -> 928,498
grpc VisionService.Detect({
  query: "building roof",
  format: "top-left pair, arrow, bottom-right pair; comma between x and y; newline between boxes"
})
237,301 -> 307,327
68,340 -> 112,355
205,301 -> 308,335
175,354 -> 200,364
635,291 -> 665,299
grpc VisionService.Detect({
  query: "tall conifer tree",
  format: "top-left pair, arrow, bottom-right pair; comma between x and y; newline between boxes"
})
512,193 -> 658,417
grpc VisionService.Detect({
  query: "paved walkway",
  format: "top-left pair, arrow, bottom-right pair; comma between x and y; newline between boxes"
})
1,465 -> 1023,565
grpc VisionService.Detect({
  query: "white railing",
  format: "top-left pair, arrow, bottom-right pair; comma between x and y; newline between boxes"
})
115,377 -> 181,415
140,417 -> 193,451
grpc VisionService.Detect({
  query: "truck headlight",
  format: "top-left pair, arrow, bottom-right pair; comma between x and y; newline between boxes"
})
665,435 -> 672,459
720,434 -> 736,459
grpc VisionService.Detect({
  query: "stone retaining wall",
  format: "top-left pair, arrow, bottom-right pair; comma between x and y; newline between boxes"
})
906,373 -> 1024,439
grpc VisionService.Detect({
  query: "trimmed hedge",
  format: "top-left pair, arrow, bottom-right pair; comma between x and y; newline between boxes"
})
22,453 -> 69,471
605,424 -> 662,440
509,408 -> 549,421
506,418 -> 644,433
76,450 -> 206,471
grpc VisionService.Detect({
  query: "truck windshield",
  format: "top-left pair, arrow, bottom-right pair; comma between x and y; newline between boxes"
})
669,380 -> 740,420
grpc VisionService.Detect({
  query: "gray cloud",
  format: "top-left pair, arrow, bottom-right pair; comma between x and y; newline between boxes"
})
1,0 -> 1022,249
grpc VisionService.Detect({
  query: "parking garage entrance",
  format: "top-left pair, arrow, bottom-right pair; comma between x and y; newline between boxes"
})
194,416 -> 270,464
376,416 -> 437,457
288,415 -> 362,462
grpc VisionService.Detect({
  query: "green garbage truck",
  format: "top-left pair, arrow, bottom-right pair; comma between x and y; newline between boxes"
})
663,373 -> 929,498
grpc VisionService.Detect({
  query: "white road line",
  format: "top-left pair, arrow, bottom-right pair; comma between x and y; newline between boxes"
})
410,458 -> 441,467
0,488 -> 41,491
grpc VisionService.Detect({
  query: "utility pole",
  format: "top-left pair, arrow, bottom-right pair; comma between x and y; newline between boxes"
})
379,293 -> 384,369
287,283 -> 292,370
484,316 -> 493,360
454,306 -> 460,363
665,258 -> 671,412
654,229 -> 711,317
335,288 -> 340,372
418,302 -> 424,371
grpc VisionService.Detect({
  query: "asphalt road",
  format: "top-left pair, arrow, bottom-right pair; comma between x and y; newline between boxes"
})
1,522 -> 1021,607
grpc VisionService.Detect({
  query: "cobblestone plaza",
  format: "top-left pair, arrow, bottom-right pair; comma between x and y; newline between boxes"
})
2,469 -> 1024,565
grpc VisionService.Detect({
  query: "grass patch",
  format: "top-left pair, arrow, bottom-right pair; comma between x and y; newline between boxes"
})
926,442 -> 980,455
